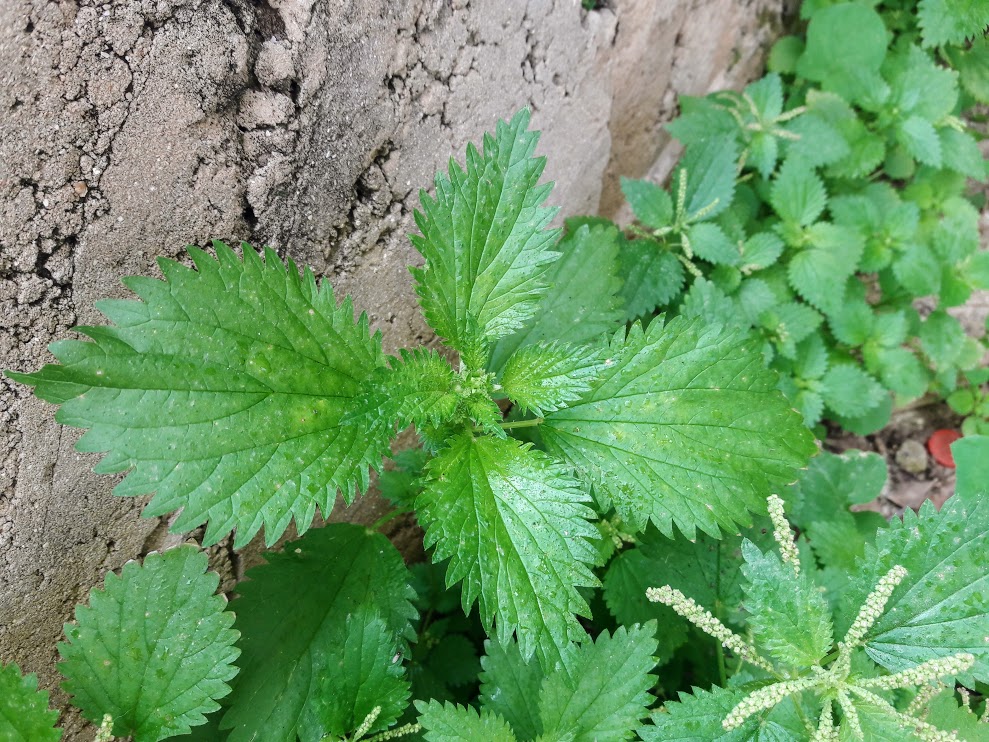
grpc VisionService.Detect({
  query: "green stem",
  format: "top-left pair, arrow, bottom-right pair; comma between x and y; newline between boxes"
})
498,417 -> 544,431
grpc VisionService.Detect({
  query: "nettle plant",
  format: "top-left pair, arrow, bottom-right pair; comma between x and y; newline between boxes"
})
3,110 -> 815,740
2,108 -> 988,740
601,0 -> 989,435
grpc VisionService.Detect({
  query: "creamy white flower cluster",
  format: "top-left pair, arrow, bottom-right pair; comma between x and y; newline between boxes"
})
647,496 -> 979,741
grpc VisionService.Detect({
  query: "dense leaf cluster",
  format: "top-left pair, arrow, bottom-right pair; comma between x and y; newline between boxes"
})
3,1 -> 988,738
603,0 -> 989,433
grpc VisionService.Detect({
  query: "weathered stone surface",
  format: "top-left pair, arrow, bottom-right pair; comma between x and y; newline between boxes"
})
0,0 -> 782,733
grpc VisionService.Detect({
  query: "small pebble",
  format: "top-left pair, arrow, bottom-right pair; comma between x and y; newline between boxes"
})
895,439 -> 928,474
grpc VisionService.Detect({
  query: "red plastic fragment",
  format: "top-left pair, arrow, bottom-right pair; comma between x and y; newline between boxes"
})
928,429 -> 962,468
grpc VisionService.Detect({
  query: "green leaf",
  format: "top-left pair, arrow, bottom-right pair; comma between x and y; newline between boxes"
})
737,280 -> 777,326
0,663 -> 61,741
828,299 -> 874,347
622,178 -> 673,229
410,109 -> 561,352
353,348 -> 458,431
797,4 -> 889,104
7,243 -> 390,548
917,0 -> 989,47
740,540 -> 834,668
924,691 -> 988,740
940,128 -> 986,181
500,342 -> 604,416
787,450 -> 888,520
786,224 -> 864,314
783,112 -> 851,168
952,435 -> 989,500
479,636 -> 544,740
769,158 -> 827,227
542,317 -> 816,538
885,46 -> 959,122
809,94 -> 885,179
220,524 -> 416,741
489,223 -> 623,370
768,35 -> 804,75
893,242 -> 941,296
874,347 -> 929,401
416,701 -> 517,742
602,549 -> 689,662
740,233 -> 784,273
746,73 -> 784,122
538,624 -> 658,742
945,36 -> 989,103
681,279 -> 743,329
666,96 -> 740,147
618,240 -> 686,319
819,364 -> 886,418
299,605 -> 410,742
417,433 -> 599,665
919,310 -> 967,370
897,116 -> 942,168
639,684 -> 753,741
688,223 -> 741,266
762,302 -> 824,359
843,489 -> 989,685
59,546 -> 239,742
673,138 -> 739,221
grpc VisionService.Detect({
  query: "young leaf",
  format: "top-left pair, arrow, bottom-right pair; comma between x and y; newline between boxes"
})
298,605 -> 410,741
639,684 -> 753,741
500,342 -> 604,416
352,348 -> 458,431
687,223 -> 741,266
740,232 -> 784,273
740,541 -> 834,668
489,223 -> 623,370
770,158 -> 827,227
7,243 -> 390,548
617,239 -> 686,320
786,224 -> 863,314
417,433 -> 599,665
819,364 -> 886,418
897,116 -> 942,168
416,701 -> 517,742
797,3 -> 889,104
538,624 -> 658,741
672,138 -> 739,221
0,663 -> 61,741
622,178 -> 674,229
542,317 -> 817,539
59,546 -> 239,742
479,636 -> 544,740
220,524 -> 417,741
410,109 -> 561,353
841,489 -> 989,685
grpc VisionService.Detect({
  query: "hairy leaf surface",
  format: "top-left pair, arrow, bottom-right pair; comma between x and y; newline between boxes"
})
8,244 -> 389,547
542,317 -> 816,538
479,637 -> 544,740
221,524 -> 416,741
410,109 -> 560,353
298,605 -> 410,741
59,546 -> 239,741
489,223 -> 623,370
538,624 -> 658,742
0,663 -> 61,741
417,434 -> 599,664
500,342 -> 604,415
417,701 -> 517,742
841,488 -> 989,685
741,541 -> 833,668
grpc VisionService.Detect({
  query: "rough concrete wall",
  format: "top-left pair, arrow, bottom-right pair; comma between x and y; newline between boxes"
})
0,0 -> 781,734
